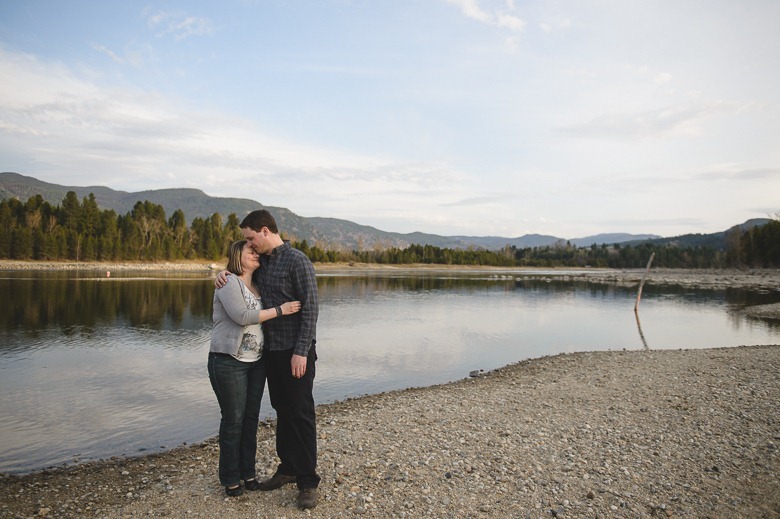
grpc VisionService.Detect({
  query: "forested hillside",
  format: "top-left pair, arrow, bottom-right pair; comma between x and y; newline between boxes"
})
1,192 -> 778,268
0,172 -> 660,250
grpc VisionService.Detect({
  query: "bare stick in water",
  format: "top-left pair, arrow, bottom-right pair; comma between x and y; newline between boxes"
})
634,252 -> 655,312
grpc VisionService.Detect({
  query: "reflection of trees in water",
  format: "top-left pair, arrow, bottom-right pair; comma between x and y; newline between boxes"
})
317,275 -> 506,295
726,305 -> 780,331
4,274 -> 779,335
0,278 -> 214,332
516,279 -> 780,307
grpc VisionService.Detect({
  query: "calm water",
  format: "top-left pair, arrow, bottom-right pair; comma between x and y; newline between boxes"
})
1,268 -> 778,474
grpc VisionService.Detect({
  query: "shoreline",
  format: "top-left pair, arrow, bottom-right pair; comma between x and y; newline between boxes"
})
0,259 -> 220,272
4,261 -> 779,318
2,345 -> 779,518
1,259 -> 778,284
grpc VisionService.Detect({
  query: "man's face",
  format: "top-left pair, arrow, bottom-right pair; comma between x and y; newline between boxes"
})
242,227 -> 269,254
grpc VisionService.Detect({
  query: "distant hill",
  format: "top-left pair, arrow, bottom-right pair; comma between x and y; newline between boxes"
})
0,171 -> 263,224
0,171 -> 722,252
570,233 -> 661,248
622,219 -> 771,250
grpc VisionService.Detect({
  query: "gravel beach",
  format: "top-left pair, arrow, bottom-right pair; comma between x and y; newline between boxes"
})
1,263 -> 778,517
1,346 -> 778,518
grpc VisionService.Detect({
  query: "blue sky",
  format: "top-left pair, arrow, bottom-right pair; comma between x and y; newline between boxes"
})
1,0 -> 778,239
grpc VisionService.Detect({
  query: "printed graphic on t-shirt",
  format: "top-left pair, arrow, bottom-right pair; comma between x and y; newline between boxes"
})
240,333 -> 260,355
234,284 -> 263,360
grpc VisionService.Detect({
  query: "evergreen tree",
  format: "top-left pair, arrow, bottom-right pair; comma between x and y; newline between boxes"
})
168,209 -> 188,257
0,200 -> 13,258
61,191 -> 81,232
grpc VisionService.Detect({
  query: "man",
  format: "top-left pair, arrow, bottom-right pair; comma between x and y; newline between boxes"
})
217,209 -> 320,509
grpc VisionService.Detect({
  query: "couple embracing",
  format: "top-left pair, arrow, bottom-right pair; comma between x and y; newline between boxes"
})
207,209 -> 320,509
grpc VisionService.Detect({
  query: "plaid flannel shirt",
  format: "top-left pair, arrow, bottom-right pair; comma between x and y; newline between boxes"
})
254,242 -> 318,357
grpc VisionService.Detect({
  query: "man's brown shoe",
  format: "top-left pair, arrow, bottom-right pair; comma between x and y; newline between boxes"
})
297,487 -> 318,509
257,473 -> 296,491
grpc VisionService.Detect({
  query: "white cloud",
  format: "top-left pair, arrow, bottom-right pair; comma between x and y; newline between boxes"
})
694,166 -> 780,183
558,102 -> 739,141
91,44 -> 125,65
446,0 -> 525,33
145,11 -> 215,41
496,13 -> 524,32
448,0 -> 491,23
539,18 -> 571,34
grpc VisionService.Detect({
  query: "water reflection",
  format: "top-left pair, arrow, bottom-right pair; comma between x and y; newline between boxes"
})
0,276 -> 214,341
1,271 -> 778,474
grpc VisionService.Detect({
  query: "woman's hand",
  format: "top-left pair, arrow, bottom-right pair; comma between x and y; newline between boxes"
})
281,301 -> 302,315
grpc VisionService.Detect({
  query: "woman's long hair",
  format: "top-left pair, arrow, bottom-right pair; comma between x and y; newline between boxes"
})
226,240 -> 248,275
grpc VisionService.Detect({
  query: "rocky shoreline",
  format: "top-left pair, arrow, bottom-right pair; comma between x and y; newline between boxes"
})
2,260 -> 779,289
1,345 -> 779,518
0,260 -> 219,272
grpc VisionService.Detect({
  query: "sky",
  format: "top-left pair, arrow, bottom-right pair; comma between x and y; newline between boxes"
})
0,0 -> 778,239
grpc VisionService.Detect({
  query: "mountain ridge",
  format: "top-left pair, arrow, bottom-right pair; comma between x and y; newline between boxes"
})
1,171 -> 743,251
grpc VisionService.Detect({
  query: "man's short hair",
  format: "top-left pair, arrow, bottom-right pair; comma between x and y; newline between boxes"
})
240,209 -> 279,234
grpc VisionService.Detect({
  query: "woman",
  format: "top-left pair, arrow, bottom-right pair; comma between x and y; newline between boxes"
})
208,239 -> 301,497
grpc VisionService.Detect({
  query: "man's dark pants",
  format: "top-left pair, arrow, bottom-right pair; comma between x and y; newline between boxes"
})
265,344 -> 320,489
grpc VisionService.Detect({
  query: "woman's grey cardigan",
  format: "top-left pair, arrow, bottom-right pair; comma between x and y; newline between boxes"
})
210,275 -> 263,355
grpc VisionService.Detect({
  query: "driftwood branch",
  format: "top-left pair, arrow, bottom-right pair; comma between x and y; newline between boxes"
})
634,252 -> 655,312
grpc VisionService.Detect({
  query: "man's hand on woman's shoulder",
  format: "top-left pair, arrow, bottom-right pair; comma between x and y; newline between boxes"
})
214,270 -> 231,288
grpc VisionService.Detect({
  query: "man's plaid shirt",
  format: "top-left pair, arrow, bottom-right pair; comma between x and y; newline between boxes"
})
254,242 -> 318,357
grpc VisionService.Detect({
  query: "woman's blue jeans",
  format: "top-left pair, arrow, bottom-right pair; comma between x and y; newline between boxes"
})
207,352 -> 266,487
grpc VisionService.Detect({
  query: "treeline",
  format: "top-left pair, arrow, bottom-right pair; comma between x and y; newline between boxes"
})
291,228 -> 779,269
1,192 -> 778,268
295,221 -> 779,269
0,192 -> 243,261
